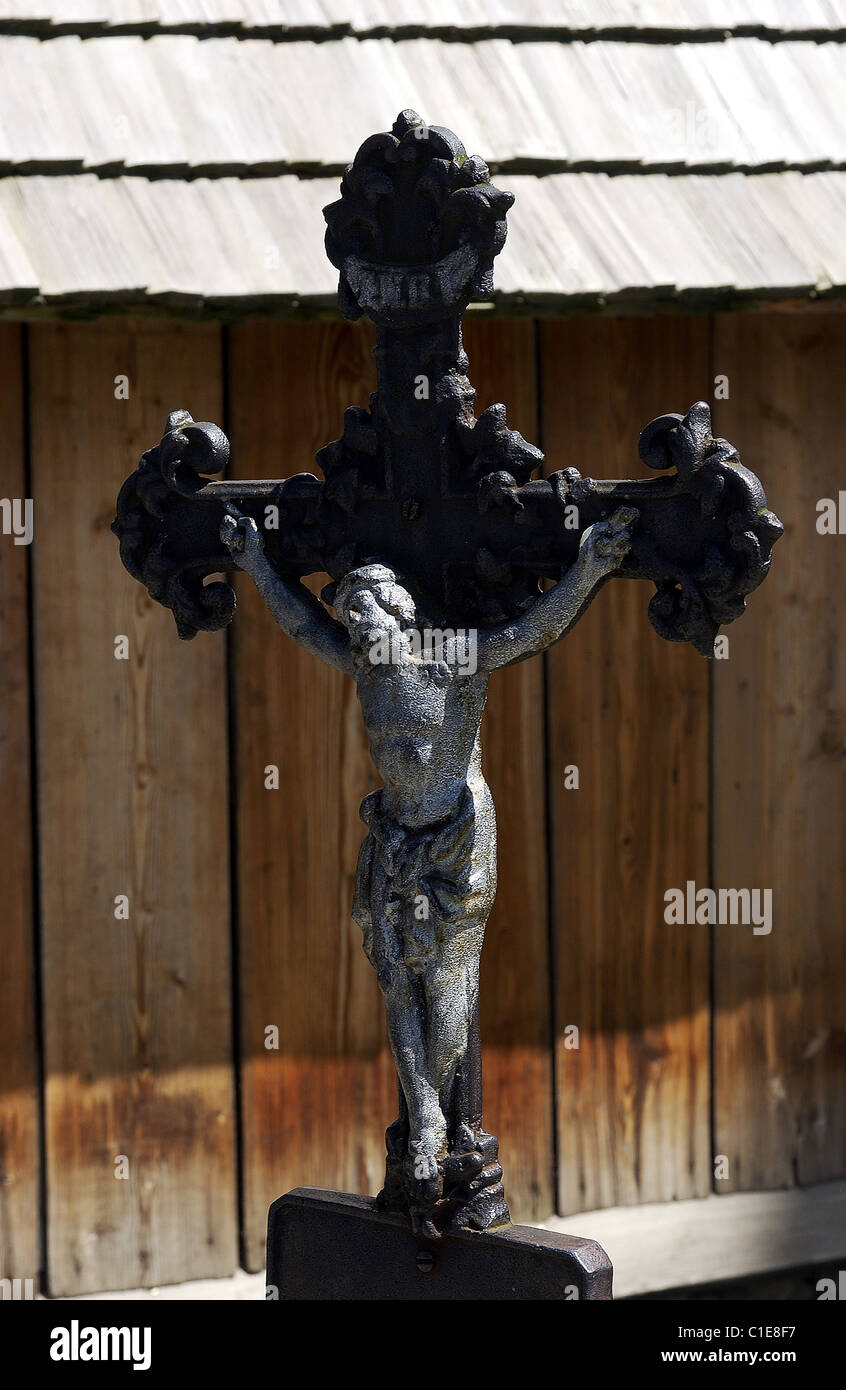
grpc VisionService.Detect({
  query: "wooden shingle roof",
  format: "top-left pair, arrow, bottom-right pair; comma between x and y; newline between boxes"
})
3,2 -> 846,38
1,1 -> 845,316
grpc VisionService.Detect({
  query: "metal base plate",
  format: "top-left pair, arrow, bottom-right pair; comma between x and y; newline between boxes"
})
266,1187 -> 613,1300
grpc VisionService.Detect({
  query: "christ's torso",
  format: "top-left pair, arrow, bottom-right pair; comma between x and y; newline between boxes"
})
352,653 -> 489,828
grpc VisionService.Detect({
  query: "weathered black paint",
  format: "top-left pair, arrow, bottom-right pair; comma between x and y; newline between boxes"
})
267,1189 -> 613,1301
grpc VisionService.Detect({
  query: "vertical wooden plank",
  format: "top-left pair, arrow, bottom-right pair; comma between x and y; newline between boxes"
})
463,319 -> 554,1222
541,316 -> 712,1215
713,311 -> 846,1191
0,324 -> 40,1292
30,321 -> 238,1296
229,321 -> 395,1273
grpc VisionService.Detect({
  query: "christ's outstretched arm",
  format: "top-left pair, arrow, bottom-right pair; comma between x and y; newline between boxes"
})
220,507 -> 352,674
477,505 -> 639,671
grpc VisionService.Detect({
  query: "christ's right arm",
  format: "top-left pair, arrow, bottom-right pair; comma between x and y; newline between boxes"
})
220,507 -> 352,675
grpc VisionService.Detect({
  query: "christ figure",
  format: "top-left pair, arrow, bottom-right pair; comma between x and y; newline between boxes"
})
221,501 -> 637,1236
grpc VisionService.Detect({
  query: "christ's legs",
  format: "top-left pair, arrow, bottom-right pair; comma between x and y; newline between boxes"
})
379,961 -> 448,1169
351,764 -> 503,1233
420,929 -> 509,1231
424,934 -> 483,1100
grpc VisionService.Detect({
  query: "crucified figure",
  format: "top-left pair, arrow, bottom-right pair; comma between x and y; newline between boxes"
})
221,500 -> 637,1237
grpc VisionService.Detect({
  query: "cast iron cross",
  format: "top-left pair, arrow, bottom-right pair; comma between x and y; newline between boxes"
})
114,111 -> 782,1243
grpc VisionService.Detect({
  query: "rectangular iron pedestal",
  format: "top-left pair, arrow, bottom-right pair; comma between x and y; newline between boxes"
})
267,1187 -> 613,1300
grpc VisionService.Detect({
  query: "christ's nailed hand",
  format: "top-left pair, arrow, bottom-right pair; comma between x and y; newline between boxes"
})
578,505 -> 639,579
220,505 -> 265,572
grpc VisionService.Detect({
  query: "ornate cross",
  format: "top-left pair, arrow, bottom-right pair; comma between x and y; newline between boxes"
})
114,111 -> 782,1247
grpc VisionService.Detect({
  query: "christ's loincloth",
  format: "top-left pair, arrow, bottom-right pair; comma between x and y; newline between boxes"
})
352,783 -> 496,981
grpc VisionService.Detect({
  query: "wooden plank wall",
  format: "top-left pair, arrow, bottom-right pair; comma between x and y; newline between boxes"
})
0,310 -> 844,1294
0,324 -> 39,1290
28,322 -> 238,1296
712,313 -> 846,1191
228,321 -> 394,1273
541,318 -> 712,1214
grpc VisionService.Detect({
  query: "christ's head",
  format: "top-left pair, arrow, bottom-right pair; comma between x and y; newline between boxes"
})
331,564 -> 417,656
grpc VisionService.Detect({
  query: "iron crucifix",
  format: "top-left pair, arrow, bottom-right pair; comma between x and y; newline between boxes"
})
113,111 -> 782,1242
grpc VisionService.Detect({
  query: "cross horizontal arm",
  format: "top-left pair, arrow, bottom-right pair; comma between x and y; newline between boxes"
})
113,402 -> 782,658
419,399 -> 783,655
111,411 -> 329,639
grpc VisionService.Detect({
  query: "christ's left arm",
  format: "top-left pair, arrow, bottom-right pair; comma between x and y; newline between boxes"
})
476,506 -> 638,671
